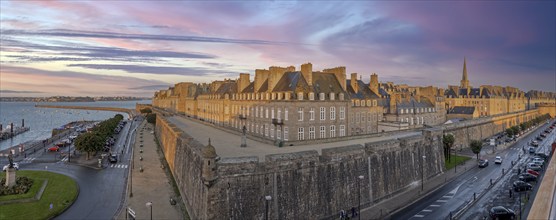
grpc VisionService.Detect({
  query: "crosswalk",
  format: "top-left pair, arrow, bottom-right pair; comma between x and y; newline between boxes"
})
19,157 -> 36,164
60,157 -> 68,162
411,184 -> 460,219
110,164 -> 129,169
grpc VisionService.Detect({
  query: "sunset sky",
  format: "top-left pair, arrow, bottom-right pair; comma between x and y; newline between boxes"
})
1,1 -> 555,97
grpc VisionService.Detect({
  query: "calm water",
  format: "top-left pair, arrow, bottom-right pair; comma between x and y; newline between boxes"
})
0,100 -> 150,150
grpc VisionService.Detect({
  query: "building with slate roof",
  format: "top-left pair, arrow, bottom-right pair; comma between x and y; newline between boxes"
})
153,63 -> 446,143
445,58 -> 531,120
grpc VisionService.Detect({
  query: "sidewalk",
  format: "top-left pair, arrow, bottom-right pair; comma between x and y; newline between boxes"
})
360,156 -> 478,219
115,120 -> 183,220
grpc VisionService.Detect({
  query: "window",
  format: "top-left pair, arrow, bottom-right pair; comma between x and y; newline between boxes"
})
309,92 -> 315,100
320,93 -> 325,100
260,107 -> 264,118
361,113 -> 365,122
271,108 -> 275,119
277,127 -> 281,140
340,107 -> 345,120
368,112 -> 371,122
266,108 -> 269,118
330,125 -> 336,138
367,126 -> 371,133
309,126 -> 315,139
278,109 -> 281,120
356,112 -> 360,123
265,125 -> 269,136
298,92 -> 303,100
284,127 -> 289,141
251,124 -> 254,133
421,117 -> 424,124
298,107 -> 304,121
330,107 -> 336,120
320,126 -> 326,139
340,125 -> 345,137
285,108 -> 289,121
270,126 -> 274,138
298,127 -> 304,140
320,107 -> 326,120
310,108 -> 315,121
256,124 -> 259,133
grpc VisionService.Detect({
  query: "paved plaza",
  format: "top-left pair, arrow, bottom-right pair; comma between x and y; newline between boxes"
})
167,116 -> 421,161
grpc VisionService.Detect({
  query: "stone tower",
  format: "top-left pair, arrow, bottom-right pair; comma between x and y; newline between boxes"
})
460,57 -> 470,90
202,138 -> 218,186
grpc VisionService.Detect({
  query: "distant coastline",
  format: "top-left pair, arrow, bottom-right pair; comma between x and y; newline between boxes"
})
0,96 -> 151,102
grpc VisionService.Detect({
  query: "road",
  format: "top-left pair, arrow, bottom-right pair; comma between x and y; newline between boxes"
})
2,116 -> 142,220
391,120 -> 555,220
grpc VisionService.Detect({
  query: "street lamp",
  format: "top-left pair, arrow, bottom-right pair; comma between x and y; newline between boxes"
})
358,175 -> 364,220
146,202 -> 152,220
421,155 -> 426,191
265,195 -> 272,220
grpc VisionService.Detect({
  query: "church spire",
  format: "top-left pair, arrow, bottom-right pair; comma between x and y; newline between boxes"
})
460,57 -> 470,89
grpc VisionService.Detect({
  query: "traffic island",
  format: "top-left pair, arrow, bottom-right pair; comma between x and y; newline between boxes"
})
0,170 -> 78,220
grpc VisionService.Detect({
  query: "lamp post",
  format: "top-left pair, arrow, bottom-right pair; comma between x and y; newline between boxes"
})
146,202 -> 152,220
421,155 -> 426,191
358,175 -> 364,220
265,195 -> 272,220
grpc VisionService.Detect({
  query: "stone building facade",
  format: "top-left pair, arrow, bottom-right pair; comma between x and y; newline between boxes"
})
444,58 -> 548,118
152,63 -> 447,143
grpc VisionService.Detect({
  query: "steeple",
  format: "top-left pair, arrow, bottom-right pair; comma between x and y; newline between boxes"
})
460,57 -> 470,89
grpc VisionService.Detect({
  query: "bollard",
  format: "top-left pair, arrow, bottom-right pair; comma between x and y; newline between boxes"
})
502,168 -> 505,174
509,189 -> 512,198
490,179 -> 493,185
474,192 -> 476,200
450,212 -> 452,220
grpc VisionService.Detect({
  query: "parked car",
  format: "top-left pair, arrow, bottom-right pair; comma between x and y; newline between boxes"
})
513,181 -> 533,192
109,154 -> 118,163
527,163 -> 542,171
536,136 -> 543,141
494,156 -> 503,164
526,169 -> 539,176
48,146 -> 60,152
540,133 -> 547,138
479,159 -> 489,168
532,160 -> 544,167
2,163 -> 19,171
529,147 -> 536,154
535,153 -> 548,159
489,206 -> 516,220
518,173 -> 537,182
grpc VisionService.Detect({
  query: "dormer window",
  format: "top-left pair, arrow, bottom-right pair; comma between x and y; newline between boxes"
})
309,92 -> 315,100
339,93 -> 345,100
330,92 -> 335,101
319,93 -> 325,100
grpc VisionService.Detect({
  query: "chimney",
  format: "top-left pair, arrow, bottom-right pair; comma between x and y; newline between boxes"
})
268,66 -> 287,92
390,94 -> 400,114
237,73 -> 250,93
370,73 -> 379,95
254,69 -> 269,92
287,66 -> 295,72
301,63 -> 313,86
323,66 -> 346,91
351,73 -> 358,93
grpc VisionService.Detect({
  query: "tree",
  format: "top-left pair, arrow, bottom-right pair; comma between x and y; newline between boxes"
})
147,113 -> 156,124
114,114 -> 124,121
74,132 -> 105,160
140,108 -> 152,114
443,134 -> 455,162
520,123 -> 526,131
470,140 -> 483,160
511,126 -> 520,136
506,128 -> 514,137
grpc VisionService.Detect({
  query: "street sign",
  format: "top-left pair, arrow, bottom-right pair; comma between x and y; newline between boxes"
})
490,138 -> 495,146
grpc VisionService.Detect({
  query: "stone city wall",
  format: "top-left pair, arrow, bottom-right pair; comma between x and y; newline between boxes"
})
156,114 -> 445,219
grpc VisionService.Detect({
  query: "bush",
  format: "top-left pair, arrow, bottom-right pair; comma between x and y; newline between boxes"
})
0,176 -> 34,196
140,108 -> 152,114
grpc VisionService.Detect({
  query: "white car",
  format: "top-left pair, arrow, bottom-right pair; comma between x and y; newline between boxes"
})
494,156 -> 503,164
2,163 -> 19,171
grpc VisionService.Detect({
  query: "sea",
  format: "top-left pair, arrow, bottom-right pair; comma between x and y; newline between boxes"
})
0,100 -> 151,151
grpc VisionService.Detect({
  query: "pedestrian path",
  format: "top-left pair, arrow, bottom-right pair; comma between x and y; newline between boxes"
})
109,163 -> 128,169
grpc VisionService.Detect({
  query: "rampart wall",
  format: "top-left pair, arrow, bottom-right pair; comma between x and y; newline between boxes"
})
155,116 -> 444,219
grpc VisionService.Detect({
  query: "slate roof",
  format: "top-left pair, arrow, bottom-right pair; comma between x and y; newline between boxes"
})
273,72 -> 304,92
241,82 -> 254,93
312,72 -> 345,94
449,106 -> 475,115
213,82 -> 237,98
346,79 -> 380,99
397,97 -> 434,108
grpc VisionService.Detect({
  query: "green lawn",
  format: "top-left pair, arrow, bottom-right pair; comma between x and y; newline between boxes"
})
0,178 -> 44,202
0,170 -> 78,220
445,155 -> 472,170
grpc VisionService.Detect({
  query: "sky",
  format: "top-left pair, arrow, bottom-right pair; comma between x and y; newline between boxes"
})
1,1 -> 555,97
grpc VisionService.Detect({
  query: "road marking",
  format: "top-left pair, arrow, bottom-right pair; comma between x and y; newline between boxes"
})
430,204 -> 440,207
422,209 -> 432,212
413,215 -> 425,218
124,165 -> 128,168
442,195 -> 452,198
111,164 -> 115,168
436,200 -> 448,202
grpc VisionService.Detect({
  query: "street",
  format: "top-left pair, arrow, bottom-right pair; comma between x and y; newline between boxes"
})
391,120 -> 555,220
